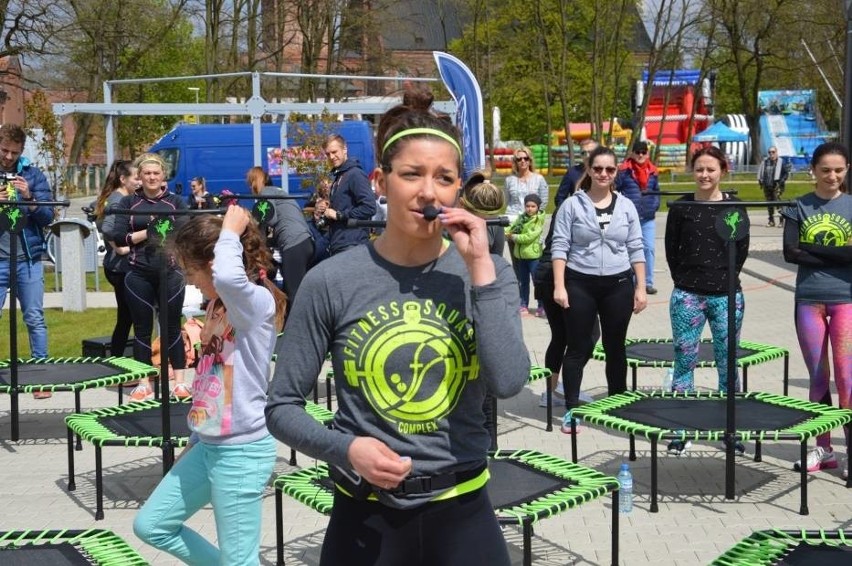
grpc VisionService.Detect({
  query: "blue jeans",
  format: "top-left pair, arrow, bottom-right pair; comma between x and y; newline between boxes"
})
640,218 -> 655,287
515,258 -> 540,309
134,434 -> 277,565
0,259 -> 47,357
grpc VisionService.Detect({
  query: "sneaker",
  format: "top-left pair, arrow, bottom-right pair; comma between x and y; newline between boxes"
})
518,306 -> 529,316
560,411 -> 582,434
535,307 -> 546,318
32,391 -> 52,399
646,286 -> 658,295
668,439 -> 692,455
172,383 -> 192,400
129,383 -> 155,402
767,220 -> 776,227
793,447 -> 838,472
842,467 -> 848,481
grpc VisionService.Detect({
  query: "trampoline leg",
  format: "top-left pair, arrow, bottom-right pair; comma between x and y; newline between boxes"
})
545,387 -> 552,432
117,383 -> 123,405
275,488 -> 285,566
611,490 -> 619,566
742,367 -> 748,393
650,439 -> 659,513
799,442 -> 809,515
95,446 -> 104,520
289,448 -> 297,466
629,434 -> 636,461
162,441 -> 175,475
74,391 -> 83,451
570,424 -> 578,463
631,367 -> 637,392
783,353 -> 789,396
325,375 -> 332,411
754,440 -> 762,463
66,426 -> 76,491
313,380 -> 319,405
522,521 -> 532,566
847,425 -> 851,489
10,388 -> 19,441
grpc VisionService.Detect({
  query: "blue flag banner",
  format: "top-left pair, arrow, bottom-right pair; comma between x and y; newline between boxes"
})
433,52 -> 485,180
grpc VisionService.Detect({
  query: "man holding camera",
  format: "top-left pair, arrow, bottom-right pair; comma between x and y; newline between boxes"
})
0,124 -> 53,397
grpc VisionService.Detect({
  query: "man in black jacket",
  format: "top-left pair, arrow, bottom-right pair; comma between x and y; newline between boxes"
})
320,134 -> 376,255
554,138 -> 597,208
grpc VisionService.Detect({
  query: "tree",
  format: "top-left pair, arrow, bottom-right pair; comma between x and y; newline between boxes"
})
24,89 -> 69,198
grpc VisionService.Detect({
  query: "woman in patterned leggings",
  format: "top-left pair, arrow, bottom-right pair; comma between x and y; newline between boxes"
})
781,141 -> 851,479
664,146 -> 749,455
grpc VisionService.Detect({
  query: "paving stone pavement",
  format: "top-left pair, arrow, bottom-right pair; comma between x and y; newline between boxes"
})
0,212 -> 849,565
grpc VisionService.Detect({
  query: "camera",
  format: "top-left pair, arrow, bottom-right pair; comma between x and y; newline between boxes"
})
1,172 -> 17,182
315,216 -> 329,229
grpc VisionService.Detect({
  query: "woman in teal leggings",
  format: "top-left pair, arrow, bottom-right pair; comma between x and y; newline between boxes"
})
664,146 -> 749,454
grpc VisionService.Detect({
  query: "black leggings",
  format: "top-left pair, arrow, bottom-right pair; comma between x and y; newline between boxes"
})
539,283 -> 600,384
104,268 -> 132,357
279,238 -> 313,303
561,270 -> 634,409
124,269 -> 186,370
320,488 -> 510,566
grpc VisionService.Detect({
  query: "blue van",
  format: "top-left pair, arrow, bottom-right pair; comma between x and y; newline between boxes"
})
148,121 -> 375,202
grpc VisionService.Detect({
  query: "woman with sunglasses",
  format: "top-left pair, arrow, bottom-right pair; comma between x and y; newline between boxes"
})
504,147 -> 549,223
551,146 -> 647,432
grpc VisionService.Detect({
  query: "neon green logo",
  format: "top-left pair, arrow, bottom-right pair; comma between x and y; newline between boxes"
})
342,300 -> 479,434
256,200 -> 271,222
723,210 -> 742,239
801,212 -> 852,247
153,218 -> 173,246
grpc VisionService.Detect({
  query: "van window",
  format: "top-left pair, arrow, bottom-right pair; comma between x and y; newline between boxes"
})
155,149 -> 179,181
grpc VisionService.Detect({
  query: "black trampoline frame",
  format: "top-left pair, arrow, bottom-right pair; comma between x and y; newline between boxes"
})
568,390 -> 852,514
0,356 -> 160,448
591,338 -> 790,393
273,449 -> 620,566
0,528 -> 147,565
711,529 -> 852,565
64,399 -> 192,520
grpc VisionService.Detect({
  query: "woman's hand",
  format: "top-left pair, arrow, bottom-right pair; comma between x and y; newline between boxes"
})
222,203 -> 251,236
553,286 -> 569,309
347,437 -> 413,490
633,288 -> 647,314
439,206 -> 496,286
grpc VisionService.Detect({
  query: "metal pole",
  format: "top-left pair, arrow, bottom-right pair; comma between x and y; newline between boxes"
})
844,1 -> 852,169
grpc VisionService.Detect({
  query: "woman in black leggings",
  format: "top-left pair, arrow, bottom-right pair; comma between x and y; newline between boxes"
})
551,146 -> 647,431
108,153 -> 189,402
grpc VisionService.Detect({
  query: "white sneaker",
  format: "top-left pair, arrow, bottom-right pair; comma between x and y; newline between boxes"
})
793,447 -> 838,472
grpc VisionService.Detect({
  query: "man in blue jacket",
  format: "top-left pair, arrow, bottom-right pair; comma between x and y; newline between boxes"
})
555,138 -> 598,208
320,134 -> 376,255
0,124 -> 54,397
615,140 -> 660,294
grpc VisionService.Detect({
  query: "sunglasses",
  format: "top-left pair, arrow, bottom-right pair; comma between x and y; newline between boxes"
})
591,165 -> 617,175
515,156 -> 530,162
634,150 -> 648,155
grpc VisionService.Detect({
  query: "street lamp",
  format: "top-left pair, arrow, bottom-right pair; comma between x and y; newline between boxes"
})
188,87 -> 200,124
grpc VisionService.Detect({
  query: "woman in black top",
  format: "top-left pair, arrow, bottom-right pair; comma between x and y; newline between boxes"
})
107,153 -> 190,401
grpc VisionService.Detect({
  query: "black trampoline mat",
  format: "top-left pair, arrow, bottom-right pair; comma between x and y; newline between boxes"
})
779,542 -> 852,565
0,542 -> 91,565
487,459 -> 571,509
99,403 -> 192,438
627,342 -> 758,364
0,361 -> 129,386
610,397 -> 815,432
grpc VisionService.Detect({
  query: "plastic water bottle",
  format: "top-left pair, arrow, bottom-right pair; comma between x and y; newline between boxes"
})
662,368 -> 674,392
617,463 -> 633,513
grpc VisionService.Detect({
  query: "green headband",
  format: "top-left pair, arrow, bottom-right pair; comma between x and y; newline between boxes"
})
382,128 -> 462,156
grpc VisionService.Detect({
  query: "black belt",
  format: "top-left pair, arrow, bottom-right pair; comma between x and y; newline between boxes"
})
387,463 -> 487,496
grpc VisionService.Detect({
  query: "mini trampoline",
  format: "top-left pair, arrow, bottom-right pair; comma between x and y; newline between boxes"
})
712,529 -> 852,565
591,338 -> 789,393
0,528 -> 146,565
273,449 -> 619,566
569,391 -> 852,514
0,357 -> 160,444
65,399 -> 333,520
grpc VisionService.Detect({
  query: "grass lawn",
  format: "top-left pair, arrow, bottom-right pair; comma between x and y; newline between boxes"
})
1,308 -> 118,358
43,265 -> 114,293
